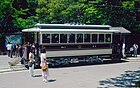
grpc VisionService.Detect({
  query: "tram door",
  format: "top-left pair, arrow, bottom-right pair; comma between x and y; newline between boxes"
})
112,33 -> 121,60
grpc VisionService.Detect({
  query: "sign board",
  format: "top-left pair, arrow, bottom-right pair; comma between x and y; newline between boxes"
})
5,35 -> 22,46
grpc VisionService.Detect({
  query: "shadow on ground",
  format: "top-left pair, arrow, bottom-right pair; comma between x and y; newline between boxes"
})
48,79 -> 56,83
33,75 -> 56,83
34,74 -> 42,77
98,69 -> 140,88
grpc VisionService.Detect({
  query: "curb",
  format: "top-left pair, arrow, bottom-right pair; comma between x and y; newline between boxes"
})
0,68 -> 27,73
0,65 -> 27,73
122,56 -> 140,62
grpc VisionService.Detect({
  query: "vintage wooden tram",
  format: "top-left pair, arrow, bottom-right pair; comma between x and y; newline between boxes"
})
22,23 -> 130,67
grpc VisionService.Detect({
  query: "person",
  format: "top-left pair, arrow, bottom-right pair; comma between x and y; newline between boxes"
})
10,42 -> 15,58
20,43 -> 25,64
18,44 -> 23,58
133,43 -> 139,57
6,42 -> 12,57
122,43 -> 126,58
117,43 -> 121,58
28,49 -> 35,77
31,43 -> 36,55
15,44 -> 19,57
129,46 -> 134,56
27,42 -> 31,60
40,47 -> 49,82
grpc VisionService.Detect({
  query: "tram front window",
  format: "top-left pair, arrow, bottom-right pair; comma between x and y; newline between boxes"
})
60,34 -> 67,43
52,34 -> 59,43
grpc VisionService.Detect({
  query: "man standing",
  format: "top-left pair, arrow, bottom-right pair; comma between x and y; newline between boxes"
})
6,42 -> 12,57
133,43 -> 139,57
122,43 -> 126,58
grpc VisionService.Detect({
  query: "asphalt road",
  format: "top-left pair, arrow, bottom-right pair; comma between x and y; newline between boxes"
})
0,55 -> 140,88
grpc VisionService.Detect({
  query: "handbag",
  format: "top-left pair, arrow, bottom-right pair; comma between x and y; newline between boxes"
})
28,60 -> 35,67
42,64 -> 48,71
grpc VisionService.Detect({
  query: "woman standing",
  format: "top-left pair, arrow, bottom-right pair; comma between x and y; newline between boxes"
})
28,49 -> 35,77
40,47 -> 48,82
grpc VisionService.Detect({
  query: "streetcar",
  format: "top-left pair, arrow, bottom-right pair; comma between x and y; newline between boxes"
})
22,23 -> 130,67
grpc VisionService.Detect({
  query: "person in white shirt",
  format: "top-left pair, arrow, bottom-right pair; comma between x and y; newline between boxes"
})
40,47 -> 49,82
28,49 -> 35,77
6,42 -> 12,57
122,43 -> 126,58
133,43 -> 139,57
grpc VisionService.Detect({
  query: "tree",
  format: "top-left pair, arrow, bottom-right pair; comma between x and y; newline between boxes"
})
94,0 -> 139,32
0,0 -> 16,33
0,0 -> 30,33
0,0 -> 139,32
35,0 -> 103,24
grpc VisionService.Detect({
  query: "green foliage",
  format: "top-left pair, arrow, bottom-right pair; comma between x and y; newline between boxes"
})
96,0 -> 139,31
14,17 -> 36,29
0,0 -> 139,32
0,0 -> 29,32
122,1 -> 134,8
84,6 -> 101,24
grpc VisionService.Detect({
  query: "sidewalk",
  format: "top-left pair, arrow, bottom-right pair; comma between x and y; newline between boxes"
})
0,55 -> 27,73
123,55 -> 140,62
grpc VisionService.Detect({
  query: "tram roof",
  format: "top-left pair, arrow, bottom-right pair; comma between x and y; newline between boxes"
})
111,27 -> 131,33
22,28 -> 120,33
22,24 -> 132,33
35,23 -> 111,29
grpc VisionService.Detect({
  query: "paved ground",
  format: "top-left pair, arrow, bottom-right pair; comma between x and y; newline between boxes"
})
0,55 -> 140,88
0,55 -> 26,73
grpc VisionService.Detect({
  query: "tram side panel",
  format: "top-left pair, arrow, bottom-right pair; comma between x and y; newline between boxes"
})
46,49 -> 112,58
40,42 -> 120,67
42,43 -> 113,67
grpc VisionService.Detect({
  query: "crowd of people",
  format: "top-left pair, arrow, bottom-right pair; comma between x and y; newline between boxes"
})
129,43 -> 139,57
6,41 -> 49,83
121,43 -> 139,59
6,42 -> 36,59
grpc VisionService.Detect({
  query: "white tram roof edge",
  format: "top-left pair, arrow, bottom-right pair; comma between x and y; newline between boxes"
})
22,28 -> 120,33
35,23 -> 111,28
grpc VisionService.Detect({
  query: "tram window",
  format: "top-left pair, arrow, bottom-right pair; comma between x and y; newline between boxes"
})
52,34 -> 59,43
42,34 -> 50,43
60,34 -> 67,43
99,34 -> 104,42
68,34 -> 75,43
106,34 -> 111,42
92,34 -> 97,42
84,34 -> 90,43
77,34 -> 83,43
